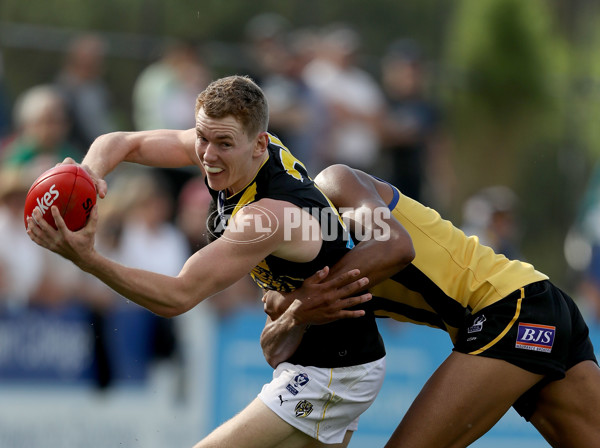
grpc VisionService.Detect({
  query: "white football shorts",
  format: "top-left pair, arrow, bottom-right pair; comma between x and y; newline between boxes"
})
257,357 -> 386,444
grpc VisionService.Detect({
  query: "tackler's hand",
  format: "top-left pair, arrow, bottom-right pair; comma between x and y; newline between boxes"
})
283,266 -> 372,326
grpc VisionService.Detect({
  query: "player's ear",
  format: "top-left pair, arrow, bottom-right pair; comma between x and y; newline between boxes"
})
253,132 -> 269,157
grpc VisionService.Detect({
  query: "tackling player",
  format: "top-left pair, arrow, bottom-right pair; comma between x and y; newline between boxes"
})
261,164 -> 600,448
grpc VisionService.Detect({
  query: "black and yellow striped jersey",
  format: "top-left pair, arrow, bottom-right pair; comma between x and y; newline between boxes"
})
369,184 -> 548,343
207,134 -> 385,367
207,133 -> 354,292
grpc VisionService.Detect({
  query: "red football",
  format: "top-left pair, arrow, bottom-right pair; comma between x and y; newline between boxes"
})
24,165 -> 97,231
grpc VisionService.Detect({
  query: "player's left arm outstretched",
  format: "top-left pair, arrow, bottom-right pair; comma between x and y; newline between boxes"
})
26,195 -> 313,318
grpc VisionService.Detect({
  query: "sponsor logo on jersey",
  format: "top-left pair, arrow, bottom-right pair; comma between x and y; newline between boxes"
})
295,400 -> 313,418
286,372 -> 310,396
515,323 -> 556,353
467,315 -> 486,333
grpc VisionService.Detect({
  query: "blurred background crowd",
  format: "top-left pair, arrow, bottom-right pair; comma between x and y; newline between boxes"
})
1,1 -> 600,444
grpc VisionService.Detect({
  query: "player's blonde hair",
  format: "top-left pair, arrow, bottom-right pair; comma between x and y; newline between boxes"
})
195,75 -> 269,138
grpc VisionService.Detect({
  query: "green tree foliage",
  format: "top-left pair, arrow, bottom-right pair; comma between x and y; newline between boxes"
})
578,21 -> 600,158
445,0 -> 566,171
443,0 -> 573,277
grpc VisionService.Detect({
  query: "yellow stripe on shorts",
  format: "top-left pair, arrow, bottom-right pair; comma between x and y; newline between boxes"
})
469,288 -> 524,355
316,369 -> 335,441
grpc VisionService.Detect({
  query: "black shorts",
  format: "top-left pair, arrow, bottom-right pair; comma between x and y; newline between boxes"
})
453,280 -> 597,420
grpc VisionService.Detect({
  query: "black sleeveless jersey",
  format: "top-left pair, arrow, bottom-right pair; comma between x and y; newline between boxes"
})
207,134 -> 385,367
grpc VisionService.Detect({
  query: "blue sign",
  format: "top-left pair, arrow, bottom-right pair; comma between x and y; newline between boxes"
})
0,305 -> 95,382
0,303 -> 166,385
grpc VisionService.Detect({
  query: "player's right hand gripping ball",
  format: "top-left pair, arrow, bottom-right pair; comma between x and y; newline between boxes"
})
24,165 -> 97,231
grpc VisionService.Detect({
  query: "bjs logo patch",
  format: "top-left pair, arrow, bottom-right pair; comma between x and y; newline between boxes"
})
516,323 -> 556,353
